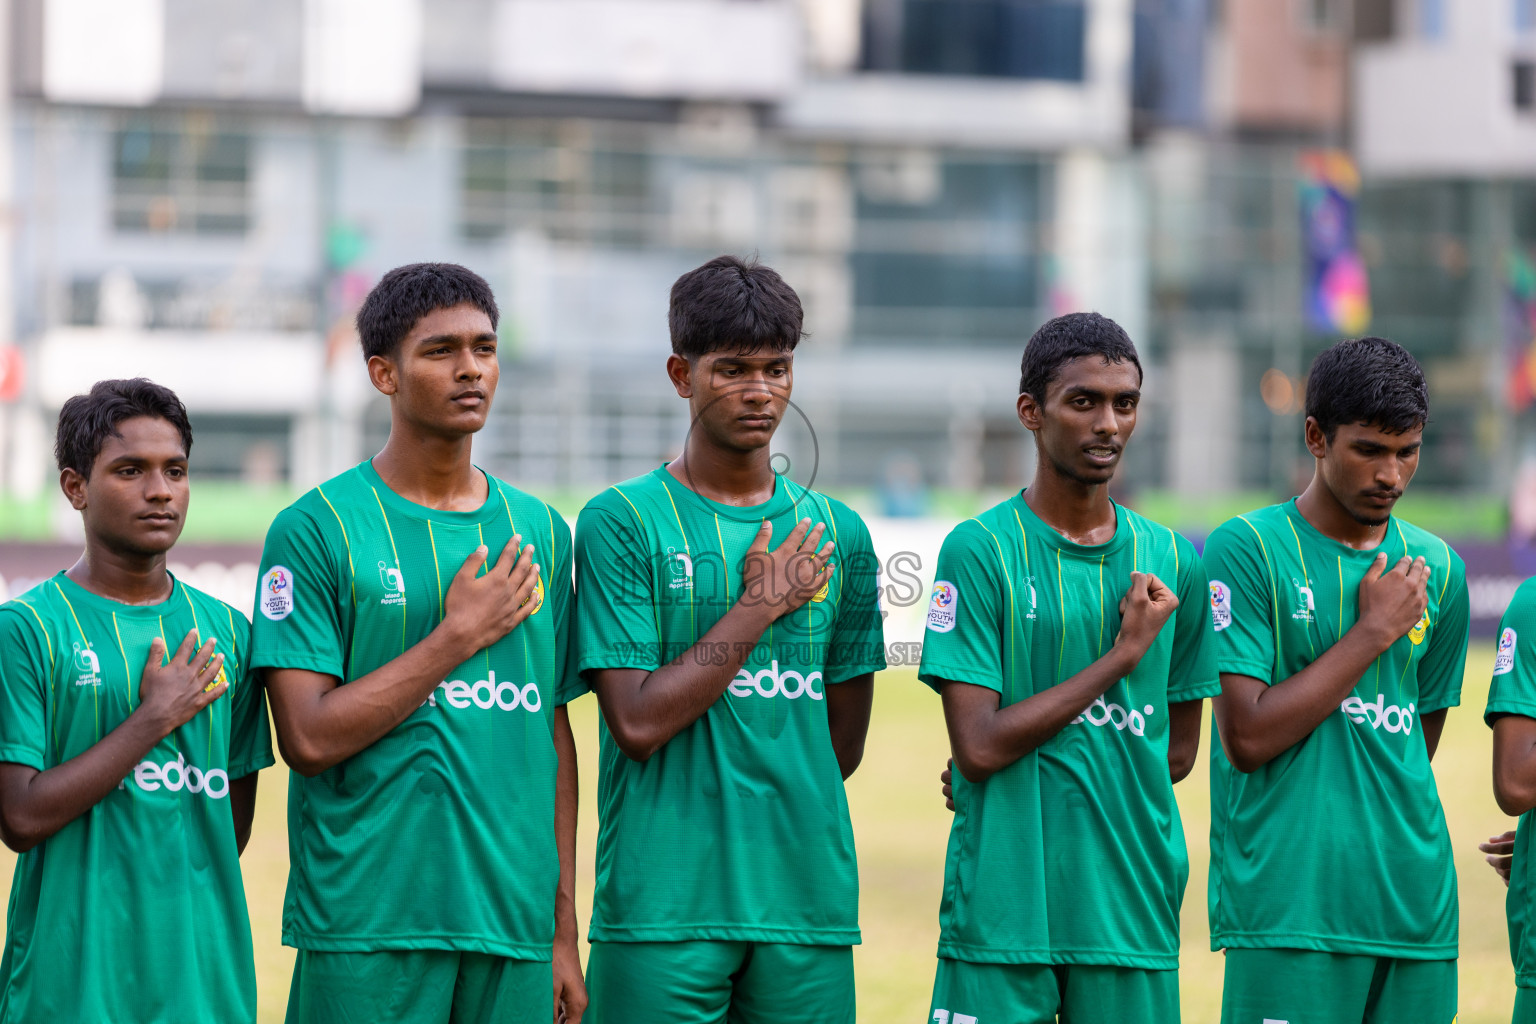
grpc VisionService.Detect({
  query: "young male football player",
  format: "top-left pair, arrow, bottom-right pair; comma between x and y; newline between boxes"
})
1484,583 -> 1536,1021
575,255 -> 885,1024
250,263 -> 587,1023
0,378 -> 273,1023
1204,337 -> 1468,1024
921,312 -> 1219,1024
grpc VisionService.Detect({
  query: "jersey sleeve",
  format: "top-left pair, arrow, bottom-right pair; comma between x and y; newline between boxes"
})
1167,535 -> 1222,702
248,505 -> 347,679
223,612 -> 275,779
824,509 -> 887,685
547,507 -> 585,707
575,503 -> 661,676
1487,577 -> 1536,725
1202,519 -> 1277,684
918,519 -> 1007,695
0,605 -> 50,770
1417,550 -> 1468,714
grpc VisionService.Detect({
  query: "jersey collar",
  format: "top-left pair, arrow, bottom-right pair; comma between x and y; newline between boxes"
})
359,458 -> 505,528
1011,490 -> 1130,557
50,570 -> 186,618
651,464 -> 805,524
1281,497 -> 1404,559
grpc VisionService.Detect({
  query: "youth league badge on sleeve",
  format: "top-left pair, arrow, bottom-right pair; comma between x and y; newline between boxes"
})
1495,627 -> 1517,676
260,566 -> 296,621
927,580 -> 958,633
1209,580 -> 1233,632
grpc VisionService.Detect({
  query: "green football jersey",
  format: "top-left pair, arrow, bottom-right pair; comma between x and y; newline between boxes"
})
574,466 -> 886,945
917,494 -> 1220,969
1203,500 -> 1468,959
248,460 -> 581,959
1485,577 -> 1536,988
0,573 -> 273,1024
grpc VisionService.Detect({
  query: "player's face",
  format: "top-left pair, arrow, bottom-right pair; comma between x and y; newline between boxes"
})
1308,418 -> 1422,526
668,348 -> 794,454
371,302 -> 499,437
62,416 -> 189,557
1019,356 -> 1141,486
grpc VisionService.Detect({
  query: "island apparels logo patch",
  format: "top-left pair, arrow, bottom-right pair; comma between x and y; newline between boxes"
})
378,561 -> 406,608
1291,577 -> 1315,623
666,547 -> 694,592
71,643 -> 101,687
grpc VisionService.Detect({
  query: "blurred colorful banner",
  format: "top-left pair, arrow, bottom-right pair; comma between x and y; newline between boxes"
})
1299,150 -> 1371,336
1507,249 -> 1536,410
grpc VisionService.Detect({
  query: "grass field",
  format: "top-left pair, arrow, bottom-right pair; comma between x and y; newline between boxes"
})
0,648 -> 1519,1022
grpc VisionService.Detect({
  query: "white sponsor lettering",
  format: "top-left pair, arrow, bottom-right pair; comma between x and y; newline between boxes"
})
424,670 -> 543,713
728,660 -> 824,701
125,753 -> 230,799
932,1011 -> 978,1024
1072,697 -> 1155,737
1340,695 -> 1416,734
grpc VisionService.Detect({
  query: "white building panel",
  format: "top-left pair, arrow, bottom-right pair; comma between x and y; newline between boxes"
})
491,0 -> 800,101
43,0 -> 164,106
302,0 -> 423,116
1355,4 -> 1536,175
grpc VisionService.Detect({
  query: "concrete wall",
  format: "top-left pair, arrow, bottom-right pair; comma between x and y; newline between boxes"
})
1355,2 -> 1536,176
1206,0 -> 1347,135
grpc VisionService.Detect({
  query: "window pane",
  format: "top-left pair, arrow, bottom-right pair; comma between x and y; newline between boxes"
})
114,128 -> 174,183
112,119 -> 250,236
195,133 -> 250,184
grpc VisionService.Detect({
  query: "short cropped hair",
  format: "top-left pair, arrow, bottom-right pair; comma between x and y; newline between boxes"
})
668,255 -> 804,359
1019,312 -> 1143,399
355,263 -> 500,360
55,378 -> 193,478
1305,336 -> 1428,440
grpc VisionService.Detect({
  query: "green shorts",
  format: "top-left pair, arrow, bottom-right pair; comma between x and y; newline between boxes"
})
1514,985 -> 1536,1024
285,948 -> 553,1024
1221,948 -> 1456,1024
928,958 -> 1179,1024
586,940 -> 854,1024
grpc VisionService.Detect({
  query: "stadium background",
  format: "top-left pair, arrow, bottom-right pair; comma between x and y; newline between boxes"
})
0,1 -> 1532,1020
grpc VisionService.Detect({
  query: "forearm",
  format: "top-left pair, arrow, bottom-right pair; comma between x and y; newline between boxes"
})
946,645 -> 1138,783
1218,624 -> 1389,771
1494,716 -> 1536,815
553,706 -> 580,944
1167,699 -> 1203,783
0,709 -> 170,851
599,602 -> 772,760
1421,708 -> 1447,762
271,625 -> 474,775
1497,760 -> 1536,817
230,772 -> 258,855
827,674 -> 874,779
